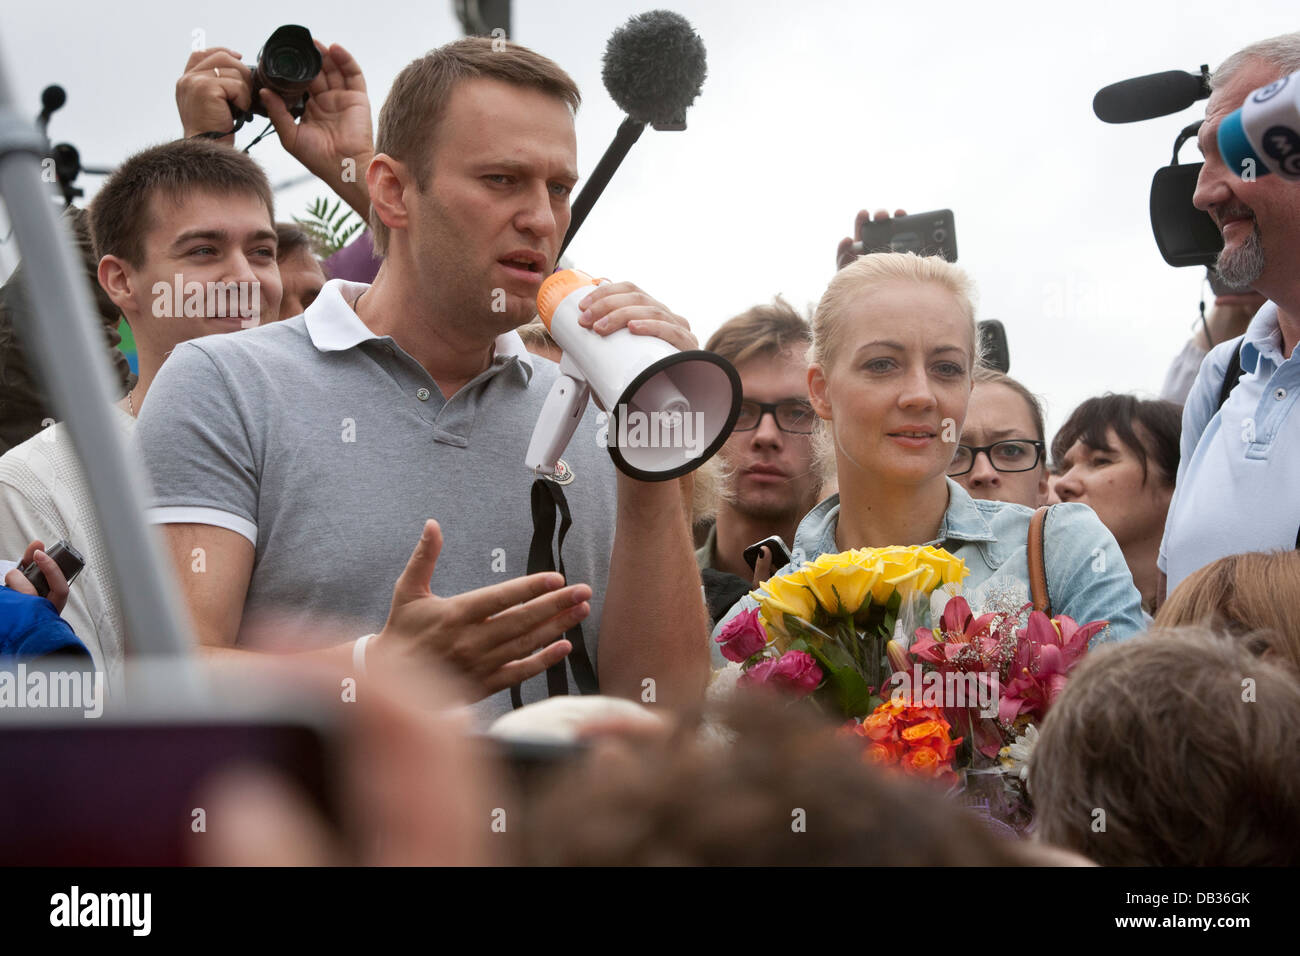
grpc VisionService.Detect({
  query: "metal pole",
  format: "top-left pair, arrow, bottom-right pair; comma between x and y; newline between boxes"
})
0,61 -> 202,689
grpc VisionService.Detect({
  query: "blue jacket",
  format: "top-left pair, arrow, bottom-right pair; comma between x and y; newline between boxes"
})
0,587 -> 91,659
711,479 -> 1144,667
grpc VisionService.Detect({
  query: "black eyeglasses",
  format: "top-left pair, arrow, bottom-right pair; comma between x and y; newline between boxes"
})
733,400 -> 817,434
948,439 -> 1045,476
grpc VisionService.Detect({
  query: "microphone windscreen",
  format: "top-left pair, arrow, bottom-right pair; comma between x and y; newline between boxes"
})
41,85 -> 67,113
1093,70 -> 1207,123
602,10 -> 707,130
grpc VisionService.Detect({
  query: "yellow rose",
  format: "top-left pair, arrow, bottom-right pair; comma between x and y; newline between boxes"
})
802,561 -> 876,616
755,569 -> 818,629
871,549 -> 919,603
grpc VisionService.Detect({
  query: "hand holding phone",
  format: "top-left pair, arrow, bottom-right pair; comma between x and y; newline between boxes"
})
743,535 -> 790,580
5,539 -> 84,613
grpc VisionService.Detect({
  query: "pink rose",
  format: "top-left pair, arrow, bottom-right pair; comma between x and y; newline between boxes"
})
715,607 -> 769,663
739,650 -> 823,698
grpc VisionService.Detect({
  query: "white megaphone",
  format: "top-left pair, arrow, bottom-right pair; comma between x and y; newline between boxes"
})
525,269 -> 742,481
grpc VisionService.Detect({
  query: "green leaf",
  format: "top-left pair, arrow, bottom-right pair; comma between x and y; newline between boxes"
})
788,633 -> 875,718
293,195 -> 364,258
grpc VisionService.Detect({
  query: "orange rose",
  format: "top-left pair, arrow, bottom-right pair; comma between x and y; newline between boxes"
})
901,719 -> 948,742
902,745 -> 943,777
865,742 -> 899,764
863,709 -> 896,741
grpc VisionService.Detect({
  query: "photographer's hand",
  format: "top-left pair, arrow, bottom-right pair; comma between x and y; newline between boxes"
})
835,207 -> 908,270
176,47 -> 254,145
261,40 -> 374,222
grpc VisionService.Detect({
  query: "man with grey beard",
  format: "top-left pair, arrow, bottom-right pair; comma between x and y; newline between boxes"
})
1157,32 -> 1300,603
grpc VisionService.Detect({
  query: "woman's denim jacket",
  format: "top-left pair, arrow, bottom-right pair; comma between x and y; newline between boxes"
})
711,479 -> 1145,667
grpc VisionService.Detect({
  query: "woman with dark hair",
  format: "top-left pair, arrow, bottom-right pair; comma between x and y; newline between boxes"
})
1050,394 -> 1182,617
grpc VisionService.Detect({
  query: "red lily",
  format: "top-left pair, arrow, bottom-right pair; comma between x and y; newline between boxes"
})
999,611 -> 1106,724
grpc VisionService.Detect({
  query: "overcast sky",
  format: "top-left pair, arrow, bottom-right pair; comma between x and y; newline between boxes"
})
3,0 -> 1296,440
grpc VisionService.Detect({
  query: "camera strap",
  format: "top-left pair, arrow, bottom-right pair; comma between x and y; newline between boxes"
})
510,479 -> 599,709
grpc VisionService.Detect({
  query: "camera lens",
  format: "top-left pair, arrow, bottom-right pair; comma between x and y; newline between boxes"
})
268,48 -> 310,82
257,25 -> 321,93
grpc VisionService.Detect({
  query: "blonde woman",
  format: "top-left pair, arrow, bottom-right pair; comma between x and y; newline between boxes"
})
712,253 -> 1143,657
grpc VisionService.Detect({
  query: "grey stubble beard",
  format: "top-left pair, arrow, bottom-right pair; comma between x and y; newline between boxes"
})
1216,223 -> 1266,289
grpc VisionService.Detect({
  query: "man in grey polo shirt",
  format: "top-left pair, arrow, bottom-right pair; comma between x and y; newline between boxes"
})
135,38 -> 710,719
1158,32 -> 1300,602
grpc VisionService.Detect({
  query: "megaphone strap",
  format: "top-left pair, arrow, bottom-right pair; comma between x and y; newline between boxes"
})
509,479 -> 600,709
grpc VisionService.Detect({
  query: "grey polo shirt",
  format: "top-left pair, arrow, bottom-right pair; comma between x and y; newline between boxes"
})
135,279 -> 618,720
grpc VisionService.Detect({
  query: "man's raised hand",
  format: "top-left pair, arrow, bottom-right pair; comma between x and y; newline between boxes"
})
176,47 -> 253,144
370,520 -> 589,700
260,40 -> 374,220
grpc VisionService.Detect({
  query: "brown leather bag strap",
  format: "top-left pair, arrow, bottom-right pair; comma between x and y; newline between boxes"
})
1027,505 -> 1052,616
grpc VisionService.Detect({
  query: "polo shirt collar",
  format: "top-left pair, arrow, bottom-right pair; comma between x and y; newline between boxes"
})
303,278 -> 534,378
1239,300 -> 1281,375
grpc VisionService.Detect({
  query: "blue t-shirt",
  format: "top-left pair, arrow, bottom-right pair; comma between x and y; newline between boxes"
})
711,479 -> 1144,667
0,587 -> 90,659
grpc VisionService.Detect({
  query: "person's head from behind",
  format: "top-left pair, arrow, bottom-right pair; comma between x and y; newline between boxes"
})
89,138 -> 282,351
367,38 -> 580,334
951,368 -> 1047,508
274,223 -> 326,320
706,298 -> 823,525
1032,627 -> 1300,865
808,252 -> 978,494
1155,550 -> 1300,676
523,694 -> 1024,866
1194,32 -> 1300,294
1049,394 -> 1180,555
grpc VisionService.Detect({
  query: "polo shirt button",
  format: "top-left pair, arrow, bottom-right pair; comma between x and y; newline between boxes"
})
416,387 -> 431,401
1275,387 -> 1287,401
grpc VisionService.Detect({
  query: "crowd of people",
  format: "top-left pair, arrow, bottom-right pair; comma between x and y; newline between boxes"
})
1,26 -> 1299,867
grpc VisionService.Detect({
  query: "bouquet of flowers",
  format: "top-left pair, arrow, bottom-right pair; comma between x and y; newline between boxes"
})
718,549 -> 1108,812
902,595 -> 1108,825
715,545 -> 968,721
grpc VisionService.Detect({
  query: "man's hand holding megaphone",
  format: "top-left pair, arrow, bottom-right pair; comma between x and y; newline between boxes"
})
572,281 -> 699,357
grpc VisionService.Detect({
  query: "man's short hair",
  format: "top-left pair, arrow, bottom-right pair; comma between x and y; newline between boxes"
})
1031,628 -> 1300,866
370,37 -> 581,256
1211,31 -> 1300,91
88,139 -> 274,267
705,296 -> 811,368
275,222 -> 316,264
1050,393 -> 1181,487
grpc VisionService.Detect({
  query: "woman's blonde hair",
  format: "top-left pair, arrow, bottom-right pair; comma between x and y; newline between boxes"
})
810,252 -> 980,373
807,252 -> 980,478
1153,551 -> 1300,675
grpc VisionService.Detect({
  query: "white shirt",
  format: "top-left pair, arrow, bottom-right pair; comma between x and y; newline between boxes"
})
1159,301 -> 1300,594
0,405 -> 135,693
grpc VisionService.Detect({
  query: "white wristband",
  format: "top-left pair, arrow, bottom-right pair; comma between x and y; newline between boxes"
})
353,633 -> 375,676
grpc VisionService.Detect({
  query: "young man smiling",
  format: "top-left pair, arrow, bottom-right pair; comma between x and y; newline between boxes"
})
0,138 -> 282,689
136,39 -> 710,717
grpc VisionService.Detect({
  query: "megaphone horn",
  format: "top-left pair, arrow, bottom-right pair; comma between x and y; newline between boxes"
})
524,270 -> 742,482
